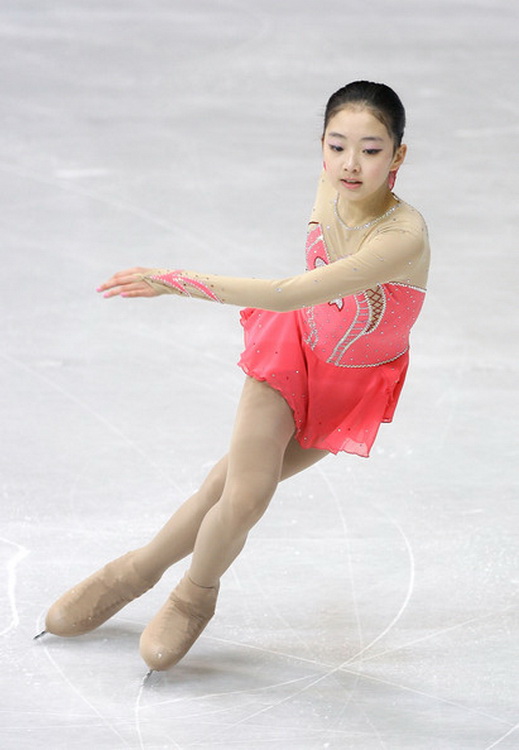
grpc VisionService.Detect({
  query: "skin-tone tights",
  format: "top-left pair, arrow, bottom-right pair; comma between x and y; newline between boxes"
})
131,378 -> 327,587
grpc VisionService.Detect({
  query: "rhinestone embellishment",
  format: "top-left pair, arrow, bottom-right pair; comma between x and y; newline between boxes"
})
334,195 -> 401,231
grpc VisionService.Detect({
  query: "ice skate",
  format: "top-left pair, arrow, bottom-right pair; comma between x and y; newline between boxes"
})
139,573 -> 219,671
42,551 -> 161,637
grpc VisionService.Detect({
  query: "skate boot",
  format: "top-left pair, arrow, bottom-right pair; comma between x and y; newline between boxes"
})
139,574 -> 219,671
41,551 -> 161,637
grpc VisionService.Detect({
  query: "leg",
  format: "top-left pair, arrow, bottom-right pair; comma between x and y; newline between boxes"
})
43,380 -> 328,639
281,438 -> 328,481
140,378 -> 317,669
42,458 -> 229,638
188,379 -> 301,587
130,457 -> 228,580
132,421 -> 327,581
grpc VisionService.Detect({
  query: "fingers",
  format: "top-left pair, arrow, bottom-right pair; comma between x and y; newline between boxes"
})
97,268 -> 157,298
102,282 -> 156,299
97,267 -> 144,291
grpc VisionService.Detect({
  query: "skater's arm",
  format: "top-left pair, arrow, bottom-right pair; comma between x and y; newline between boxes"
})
98,227 -> 427,311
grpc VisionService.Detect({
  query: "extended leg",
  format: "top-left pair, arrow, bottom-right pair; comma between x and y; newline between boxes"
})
41,458 -> 228,638
130,430 -> 327,581
42,382 -> 327,639
130,457 -> 228,581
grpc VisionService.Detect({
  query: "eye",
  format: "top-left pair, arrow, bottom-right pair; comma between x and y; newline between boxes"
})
328,143 -> 343,152
364,148 -> 382,155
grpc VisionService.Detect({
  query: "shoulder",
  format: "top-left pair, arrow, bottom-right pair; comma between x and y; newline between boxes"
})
371,200 -> 428,242
361,200 -> 430,288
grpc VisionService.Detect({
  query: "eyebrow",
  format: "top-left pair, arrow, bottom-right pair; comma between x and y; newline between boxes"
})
327,132 -> 384,142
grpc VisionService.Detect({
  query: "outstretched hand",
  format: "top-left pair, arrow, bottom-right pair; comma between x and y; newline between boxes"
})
97,267 -> 165,298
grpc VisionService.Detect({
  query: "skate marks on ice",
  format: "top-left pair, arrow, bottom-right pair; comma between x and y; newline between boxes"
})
129,479 -> 516,750
19,455 -> 517,750
2,0 -> 518,745
0,538 -> 30,638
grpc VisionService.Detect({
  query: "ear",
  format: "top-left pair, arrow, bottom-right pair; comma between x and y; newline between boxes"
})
390,143 -> 407,171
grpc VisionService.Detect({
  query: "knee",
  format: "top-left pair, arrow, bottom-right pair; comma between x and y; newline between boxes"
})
220,480 -> 275,531
197,459 -> 227,509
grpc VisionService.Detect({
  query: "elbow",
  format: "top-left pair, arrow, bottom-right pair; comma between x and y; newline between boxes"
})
267,279 -> 305,312
264,300 -> 297,313
269,294 -> 301,313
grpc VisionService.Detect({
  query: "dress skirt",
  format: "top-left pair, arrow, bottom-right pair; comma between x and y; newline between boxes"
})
237,307 -> 409,458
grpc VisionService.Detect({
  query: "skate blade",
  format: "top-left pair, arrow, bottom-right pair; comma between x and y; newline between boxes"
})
33,631 -> 47,641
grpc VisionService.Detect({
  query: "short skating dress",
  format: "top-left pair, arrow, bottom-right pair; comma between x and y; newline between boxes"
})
237,174 -> 430,457
144,172 -> 430,458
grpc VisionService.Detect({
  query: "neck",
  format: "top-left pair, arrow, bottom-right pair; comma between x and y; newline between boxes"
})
336,186 -> 397,229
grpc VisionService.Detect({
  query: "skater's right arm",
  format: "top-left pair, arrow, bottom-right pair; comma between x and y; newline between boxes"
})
97,221 -> 428,311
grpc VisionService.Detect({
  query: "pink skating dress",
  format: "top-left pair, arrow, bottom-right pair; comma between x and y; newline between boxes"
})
144,172 -> 430,458
237,175 -> 429,457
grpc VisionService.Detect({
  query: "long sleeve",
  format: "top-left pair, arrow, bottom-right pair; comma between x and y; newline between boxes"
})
143,220 -> 428,312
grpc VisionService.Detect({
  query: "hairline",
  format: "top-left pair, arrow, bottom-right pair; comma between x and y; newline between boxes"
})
323,102 -> 402,149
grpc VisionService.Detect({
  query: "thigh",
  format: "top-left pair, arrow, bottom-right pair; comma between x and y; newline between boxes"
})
199,379 -> 328,499
229,377 -> 295,455
280,437 -> 329,480
204,439 -> 328,496
225,377 -> 296,495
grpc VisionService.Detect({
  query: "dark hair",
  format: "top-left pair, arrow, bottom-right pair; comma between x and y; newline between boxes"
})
323,81 -> 406,147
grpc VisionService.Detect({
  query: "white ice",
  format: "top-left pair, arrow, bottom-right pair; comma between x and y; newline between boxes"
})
1,1 -> 518,748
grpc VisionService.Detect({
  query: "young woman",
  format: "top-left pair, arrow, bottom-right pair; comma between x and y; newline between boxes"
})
39,81 -> 430,674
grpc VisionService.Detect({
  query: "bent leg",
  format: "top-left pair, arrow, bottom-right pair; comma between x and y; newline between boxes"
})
132,457 -> 228,580
140,377 -> 298,668
44,381 -> 327,639
139,381 -> 328,669
133,418 -> 328,581
188,378 -> 298,587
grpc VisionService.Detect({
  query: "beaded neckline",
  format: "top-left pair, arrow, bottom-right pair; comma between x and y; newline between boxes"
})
334,194 -> 401,231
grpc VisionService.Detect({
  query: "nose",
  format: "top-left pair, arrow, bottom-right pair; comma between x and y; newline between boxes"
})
342,151 -> 359,173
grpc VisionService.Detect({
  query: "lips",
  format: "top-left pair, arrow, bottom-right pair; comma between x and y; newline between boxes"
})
341,178 -> 362,189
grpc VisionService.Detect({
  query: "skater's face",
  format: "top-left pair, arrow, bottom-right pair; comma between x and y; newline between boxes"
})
322,107 -> 406,201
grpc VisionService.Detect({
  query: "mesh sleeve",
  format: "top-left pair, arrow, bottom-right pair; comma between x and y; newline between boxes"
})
142,225 -> 426,312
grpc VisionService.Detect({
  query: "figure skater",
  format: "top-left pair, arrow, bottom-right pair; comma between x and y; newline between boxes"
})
38,81 -> 430,673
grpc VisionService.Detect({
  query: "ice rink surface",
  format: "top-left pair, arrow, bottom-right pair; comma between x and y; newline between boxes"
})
1,1 -> 518,748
